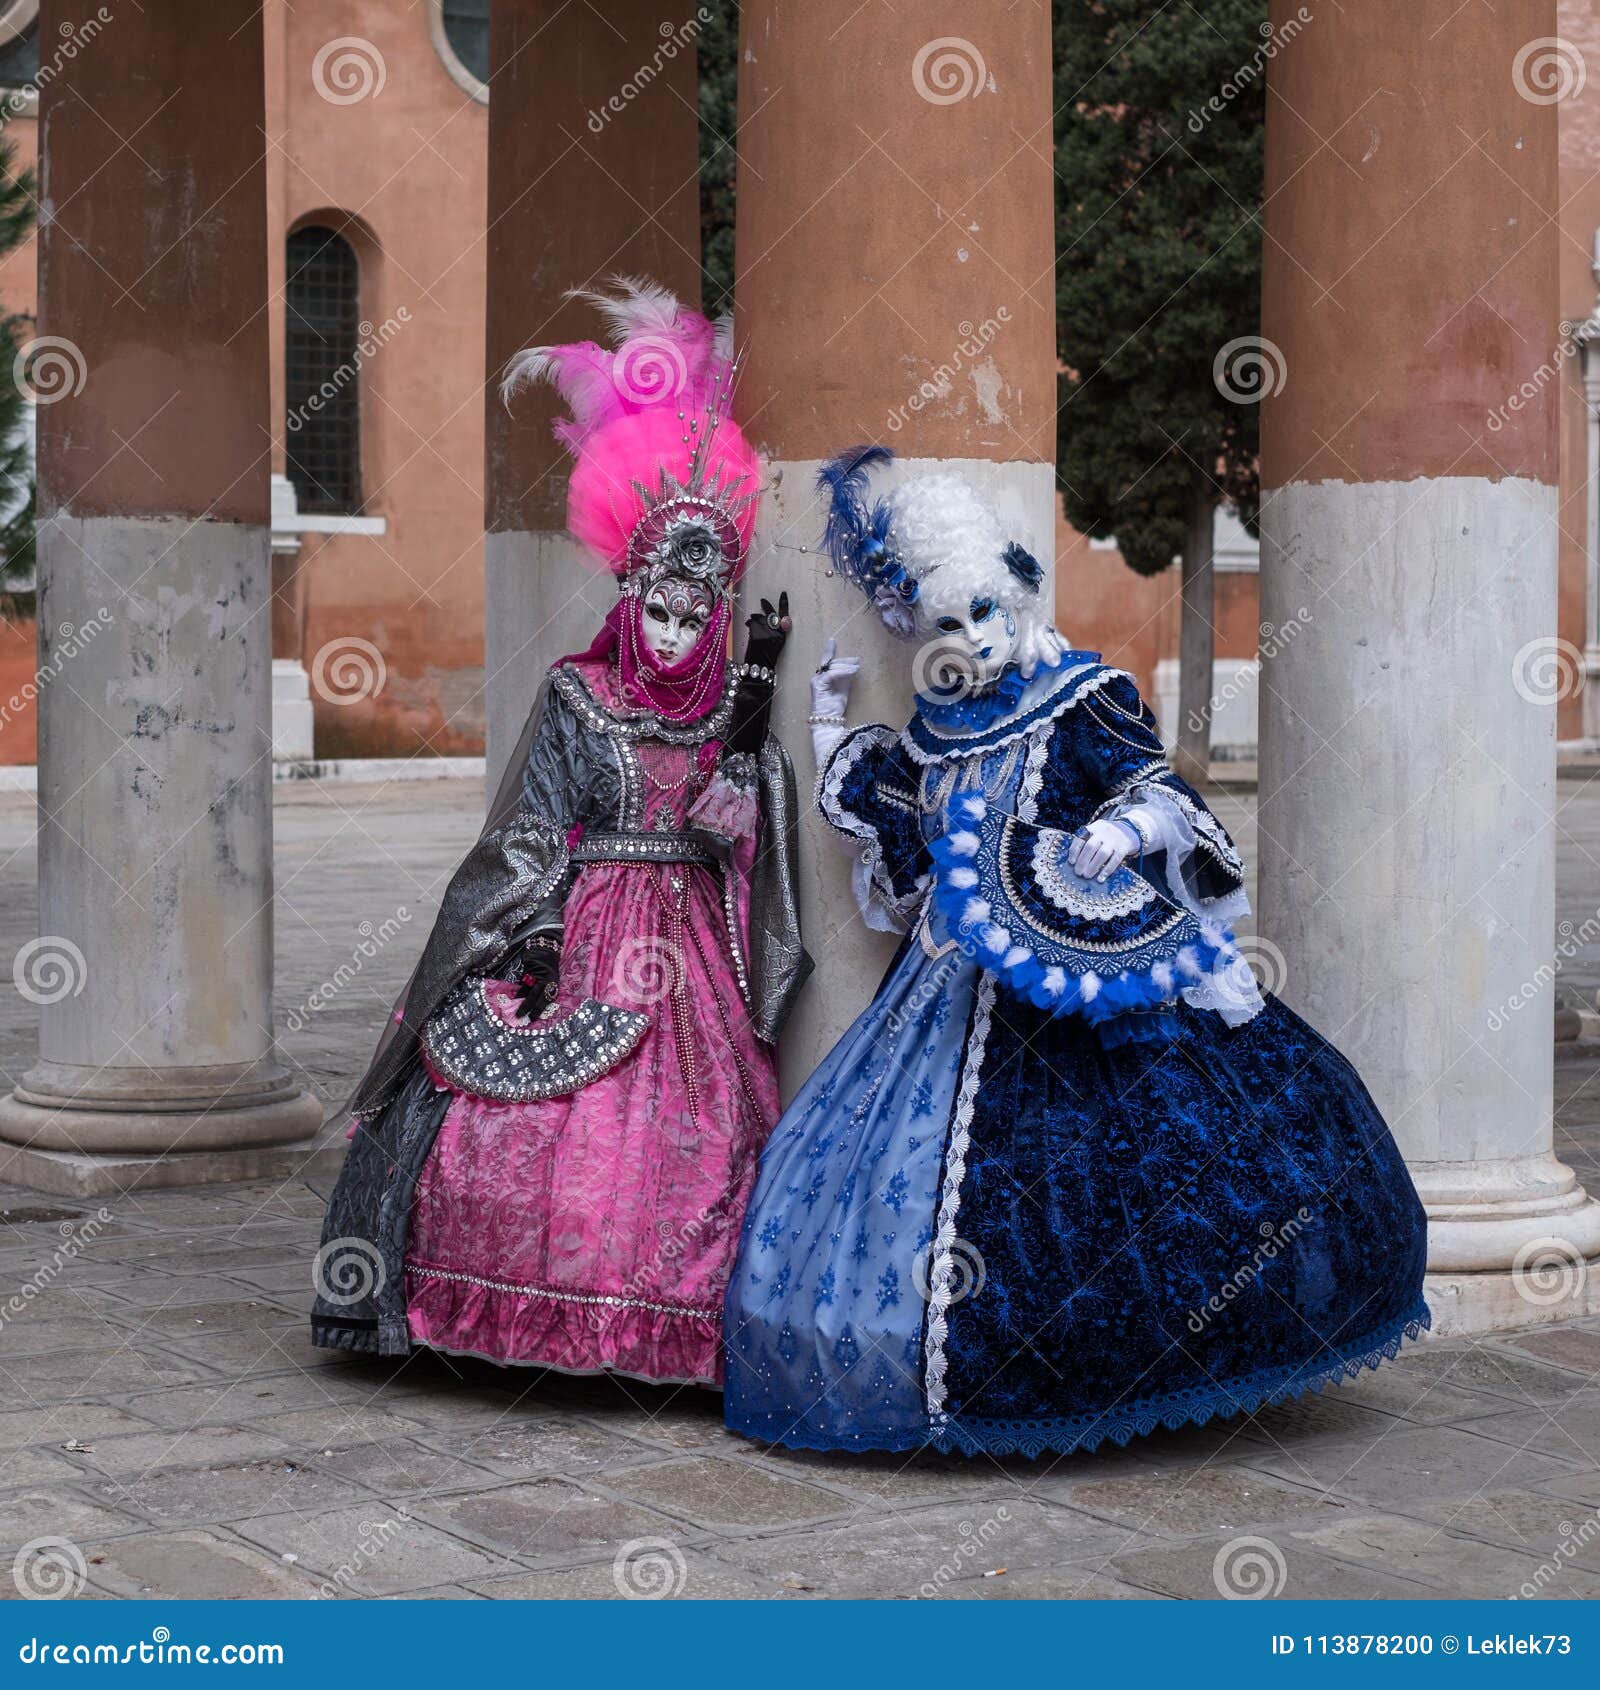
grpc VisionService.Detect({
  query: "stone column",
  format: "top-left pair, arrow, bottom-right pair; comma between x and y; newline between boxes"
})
1258,1 -> 1600,1332
482,0 -> 702,793
0,3 -> 322,1194
263,0 -> 312,763
735,7 -> 1057,1091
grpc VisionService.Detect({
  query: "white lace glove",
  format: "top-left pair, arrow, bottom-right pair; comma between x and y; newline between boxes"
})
810,637 -> 860,771
1067,817 -> 1141,882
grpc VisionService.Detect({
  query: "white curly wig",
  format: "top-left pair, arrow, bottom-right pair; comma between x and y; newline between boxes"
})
886,473 -> 1065,676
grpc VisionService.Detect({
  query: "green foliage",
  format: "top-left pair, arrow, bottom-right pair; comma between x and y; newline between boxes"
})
697,0 -> 738,318
1054,0 -> 1266,575
0,130 -> 35,617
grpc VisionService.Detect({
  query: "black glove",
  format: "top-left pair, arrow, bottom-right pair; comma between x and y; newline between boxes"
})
728,594 -> 791,756
514,936 -> 561,1021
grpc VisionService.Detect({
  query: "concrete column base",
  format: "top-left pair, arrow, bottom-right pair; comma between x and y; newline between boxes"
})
1424,1263 -> 1600,1339
0,1104 -> 341,1198
0,1071 -> 324,1155
1415,1152 -> 1600,1336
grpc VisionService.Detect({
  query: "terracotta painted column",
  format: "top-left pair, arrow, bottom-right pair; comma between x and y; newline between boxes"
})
736,7 -> 1056,1091
0,3 -> 321,1194
1259,1 -> 1600,1331
482,0 -> 702,792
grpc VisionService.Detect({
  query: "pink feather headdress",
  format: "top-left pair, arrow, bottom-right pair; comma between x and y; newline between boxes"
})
502,278 -> 761,591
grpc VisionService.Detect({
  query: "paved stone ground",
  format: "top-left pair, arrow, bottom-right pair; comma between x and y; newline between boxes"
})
0,777 -> 1596,1601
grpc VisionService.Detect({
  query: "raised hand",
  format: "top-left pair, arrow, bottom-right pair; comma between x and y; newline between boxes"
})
729,594 -> 794,755
811,636 -> 860,721
742,592 -> 792,674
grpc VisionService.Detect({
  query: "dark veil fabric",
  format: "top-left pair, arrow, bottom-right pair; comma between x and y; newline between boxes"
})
342,677 -> 600,1126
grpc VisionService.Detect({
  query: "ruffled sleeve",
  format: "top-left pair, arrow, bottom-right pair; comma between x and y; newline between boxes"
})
818,724 -> 929,932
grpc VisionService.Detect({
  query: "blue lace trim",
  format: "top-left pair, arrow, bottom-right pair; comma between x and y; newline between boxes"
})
724,1297 -> 1431,1460
915,661 -> 1032,731
900,658 -> 1119,765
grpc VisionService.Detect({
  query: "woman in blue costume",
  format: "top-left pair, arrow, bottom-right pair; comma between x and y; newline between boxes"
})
723,447 -> 1429,1459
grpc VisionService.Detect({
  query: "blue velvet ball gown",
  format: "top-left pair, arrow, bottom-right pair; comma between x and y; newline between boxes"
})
723,657 -> 1429,1459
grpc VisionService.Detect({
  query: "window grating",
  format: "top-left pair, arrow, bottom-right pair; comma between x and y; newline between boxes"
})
285,226 -> 362,515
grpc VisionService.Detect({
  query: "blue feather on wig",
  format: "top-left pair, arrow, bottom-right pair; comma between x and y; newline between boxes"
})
817,445 -> 915,605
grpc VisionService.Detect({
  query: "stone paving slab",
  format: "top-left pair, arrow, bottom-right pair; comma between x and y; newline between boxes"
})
418,1477 -> 704,1565
85,1457 -> 375,1528
1285,1513 -> 1600,1600
78,1529 -> 330,1601
1038,1465 -> 1359,1538
230,1503 -> 515,1597
1242,1424 -> 1589,1507
1108,1532 -> 1435,1601
67,1424 -> 298,1479
1402,1487 -> 1600,1577
1454,1390 -> 1600,1464
603,1456 -> 860,1531
709,1499 -> 1144,1599
465,1554 -> 796,1601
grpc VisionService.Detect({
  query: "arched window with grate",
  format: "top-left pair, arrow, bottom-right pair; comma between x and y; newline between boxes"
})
285,226 -> 363,514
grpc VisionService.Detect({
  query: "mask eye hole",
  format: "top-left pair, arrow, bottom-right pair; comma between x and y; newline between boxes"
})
971,599 -> 995,622
646,604 -> 670,624
936,616 -> 962,634
682,615 -> 705,634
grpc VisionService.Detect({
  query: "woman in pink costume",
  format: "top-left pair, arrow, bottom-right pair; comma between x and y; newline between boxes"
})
311,281 -> 810,1386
